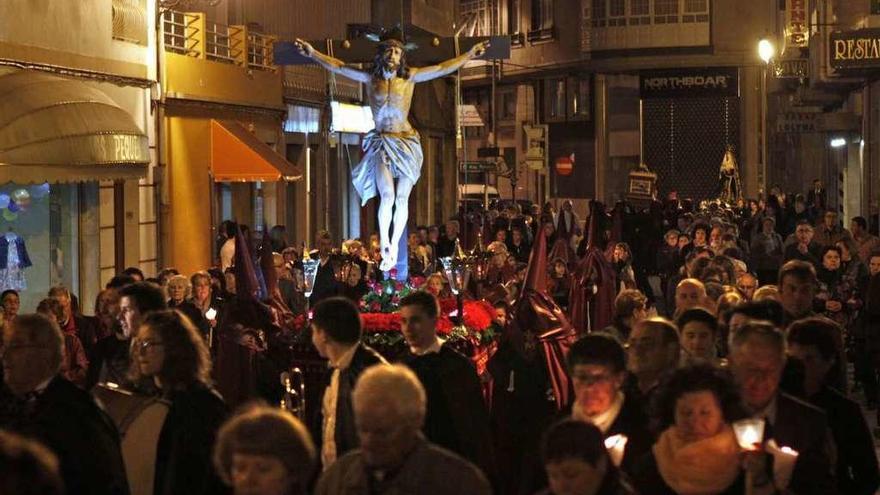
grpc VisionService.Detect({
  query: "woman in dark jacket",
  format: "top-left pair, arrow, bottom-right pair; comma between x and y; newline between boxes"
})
536,419 -> 636,495
131,310 -> 229,495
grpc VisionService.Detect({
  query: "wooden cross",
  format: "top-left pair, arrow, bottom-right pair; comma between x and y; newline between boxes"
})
273,34 -> 511,66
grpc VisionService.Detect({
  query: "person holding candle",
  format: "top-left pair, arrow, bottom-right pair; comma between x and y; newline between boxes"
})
728,322 -> 837,495
536,419 -> 637,495
786,317 -> 879,495
566,334 -> 653,472
630,364 -> 768,494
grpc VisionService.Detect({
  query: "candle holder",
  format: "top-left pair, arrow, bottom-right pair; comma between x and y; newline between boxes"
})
603,434 -> 628,467
732,418 -> 765,451
440,239 -> 473,324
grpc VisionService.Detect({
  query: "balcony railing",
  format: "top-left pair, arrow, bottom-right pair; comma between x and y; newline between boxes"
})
162,10 -> 276,71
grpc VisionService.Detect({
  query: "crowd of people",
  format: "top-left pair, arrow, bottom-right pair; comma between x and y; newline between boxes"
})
2,180 -> 880,495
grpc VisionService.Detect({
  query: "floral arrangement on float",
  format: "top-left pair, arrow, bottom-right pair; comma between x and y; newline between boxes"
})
355,270 -> 499,370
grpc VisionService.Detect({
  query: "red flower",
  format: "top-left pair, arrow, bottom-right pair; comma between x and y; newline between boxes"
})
437,316 -> 454,335
462,300 -> 494,332
369,301 -> 382,312
439,297 -> 457,316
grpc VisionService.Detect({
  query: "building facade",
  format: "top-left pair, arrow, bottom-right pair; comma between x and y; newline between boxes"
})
0,0 -> 158,312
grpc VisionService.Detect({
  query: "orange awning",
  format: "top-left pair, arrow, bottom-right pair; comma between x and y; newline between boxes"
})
210,119 -> 302,182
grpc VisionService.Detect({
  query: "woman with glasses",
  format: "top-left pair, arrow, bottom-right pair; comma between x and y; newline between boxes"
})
130,309 -> 228,495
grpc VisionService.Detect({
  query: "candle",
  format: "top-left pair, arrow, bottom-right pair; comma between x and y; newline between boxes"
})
604,434 -> 628,467
732,418 -> 765,451
766,439 -> 799,490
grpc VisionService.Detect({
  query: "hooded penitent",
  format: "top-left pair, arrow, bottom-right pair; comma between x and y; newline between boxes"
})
215,224 -> 277,408
569,200 -> 617,333
503,225 -> 576,409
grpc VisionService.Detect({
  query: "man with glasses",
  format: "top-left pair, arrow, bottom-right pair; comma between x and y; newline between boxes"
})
567,333 -> 652,472
90,281 -> 166,389
1,313 -> 129,495
784,221 -> 822,267
729,321 -> 837,495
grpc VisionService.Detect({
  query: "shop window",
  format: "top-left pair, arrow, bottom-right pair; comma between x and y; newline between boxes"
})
591,0 -> 606,27
528,0 -> 554,42
0,183 -> 80,313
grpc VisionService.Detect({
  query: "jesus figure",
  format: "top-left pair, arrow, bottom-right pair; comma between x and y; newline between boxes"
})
295,29 -> 488,272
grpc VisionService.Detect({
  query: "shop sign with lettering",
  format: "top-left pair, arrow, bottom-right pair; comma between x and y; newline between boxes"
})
777,112 -> 818,133
786,0 -> 808,48
773,58 -> 809,79
639,68 -> 739,99
830,29 -> 880,70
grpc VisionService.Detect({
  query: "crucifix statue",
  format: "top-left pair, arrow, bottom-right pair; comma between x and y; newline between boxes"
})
286,27 -> 499,273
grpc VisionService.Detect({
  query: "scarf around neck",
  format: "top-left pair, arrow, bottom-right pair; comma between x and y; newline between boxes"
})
653,425 -> 740,495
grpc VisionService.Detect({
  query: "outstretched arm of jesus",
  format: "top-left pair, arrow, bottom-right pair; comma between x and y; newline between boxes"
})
294,38 -> 371,84
410,41 -> 490,83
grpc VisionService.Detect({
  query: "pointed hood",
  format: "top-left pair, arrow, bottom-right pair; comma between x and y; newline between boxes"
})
523,222 -> 549,293
258,224 -> 279,297
585,200 -> 605,250
234,223 -> 260,301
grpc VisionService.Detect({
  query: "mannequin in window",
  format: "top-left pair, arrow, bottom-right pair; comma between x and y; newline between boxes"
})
0,228 -> 31,292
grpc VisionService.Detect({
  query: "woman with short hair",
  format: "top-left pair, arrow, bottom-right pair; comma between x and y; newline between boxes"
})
214,403 -> 316,495
631,365 -> 770,495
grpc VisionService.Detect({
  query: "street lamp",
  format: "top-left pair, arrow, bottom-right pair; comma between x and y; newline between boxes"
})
757,38 -> 775,197
758,38 -> 776,64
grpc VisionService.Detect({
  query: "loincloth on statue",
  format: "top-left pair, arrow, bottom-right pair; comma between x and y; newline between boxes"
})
351,129 -> 424,205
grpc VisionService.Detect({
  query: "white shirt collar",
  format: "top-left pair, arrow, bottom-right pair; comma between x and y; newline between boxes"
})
573,392 -> 625,434
410,336 -> 444,356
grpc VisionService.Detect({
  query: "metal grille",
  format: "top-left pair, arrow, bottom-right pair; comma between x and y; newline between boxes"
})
643,97 -> 740,201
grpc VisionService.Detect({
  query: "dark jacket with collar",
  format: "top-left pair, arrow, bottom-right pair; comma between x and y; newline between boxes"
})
315,436 -> 491,495
809,386 -> 879,495
770,392 -> 838,495
310,343 -> 386,468
8,376 -> 129,495
403,344 -> 496,485
154,383 -> 229,495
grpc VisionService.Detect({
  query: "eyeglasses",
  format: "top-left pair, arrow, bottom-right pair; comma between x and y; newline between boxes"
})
133,339 -> 164,353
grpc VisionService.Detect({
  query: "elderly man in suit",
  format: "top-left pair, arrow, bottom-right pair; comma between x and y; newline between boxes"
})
729,321 -> 837,495
1,313 -> 129,495
315,364 -> 491,494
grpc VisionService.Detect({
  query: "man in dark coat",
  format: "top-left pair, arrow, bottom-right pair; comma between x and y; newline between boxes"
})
729,321 -> 837,495
309,230 -> 340,306
788,317 -> 879,495
399,291 -> 496,486
1,313 -> 129,495
310,297 -> 387,471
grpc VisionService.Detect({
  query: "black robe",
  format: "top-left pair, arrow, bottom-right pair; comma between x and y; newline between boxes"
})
154,383 -> 229,495
403,344 -> 496,486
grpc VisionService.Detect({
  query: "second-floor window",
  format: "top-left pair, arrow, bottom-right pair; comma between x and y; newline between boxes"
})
589,0 -> 708,28
531,0 -> 554,32
507,0 -> 521,34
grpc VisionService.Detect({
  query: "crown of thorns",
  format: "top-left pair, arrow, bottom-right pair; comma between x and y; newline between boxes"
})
366,26 -> 417,51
